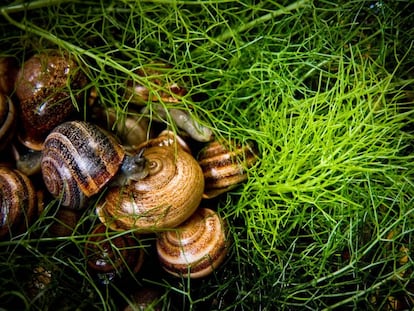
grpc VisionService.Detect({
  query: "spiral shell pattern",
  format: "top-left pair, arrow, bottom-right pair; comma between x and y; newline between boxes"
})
156,207 -> 228,278
198,140 -> 257,198
0,167 -> 37,238
0,94 -> 16,151
41,121 -> 125,209
84,223 -> 144,278
97,144 -> 204,233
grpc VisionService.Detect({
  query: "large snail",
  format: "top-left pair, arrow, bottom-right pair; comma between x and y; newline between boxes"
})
40,120 -> 147,210
156,207 -> 229,278
0,166 -> 37,239
15,51 -> 88,151
198,140 -> 257,198
96,137 -> 205,233
0,93 -> 16,152
84,223 -> 145,283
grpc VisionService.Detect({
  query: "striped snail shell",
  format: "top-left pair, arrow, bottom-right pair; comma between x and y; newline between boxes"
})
84,223 -> 145,283
0,166 -> 37,239
96,142 -> 204,233
0,93 -> 16,151
197,140 -> 257,199
41,121 -> 125,209
156,207 -> 229,278
15,51 -> 87,151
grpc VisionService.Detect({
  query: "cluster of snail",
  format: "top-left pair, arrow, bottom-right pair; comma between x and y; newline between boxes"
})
0,51 -> 257,302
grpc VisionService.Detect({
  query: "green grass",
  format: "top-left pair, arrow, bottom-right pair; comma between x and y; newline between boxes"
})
1,0 -> 414,310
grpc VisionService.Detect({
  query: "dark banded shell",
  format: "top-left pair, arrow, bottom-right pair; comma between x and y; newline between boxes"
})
0,167 -> 37,239
0,94 -> 16,151
84,223 -> 144,283
41,121 -> 125,209
197,140 -> 257,199
156,207 -> 228,278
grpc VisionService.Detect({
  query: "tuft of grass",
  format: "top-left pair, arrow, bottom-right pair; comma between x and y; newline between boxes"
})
1,0 -> 414,310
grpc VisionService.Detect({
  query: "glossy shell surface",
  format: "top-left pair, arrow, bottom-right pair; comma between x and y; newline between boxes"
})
15,51 -> 87,150
156,207 -> 228,278
41,121 -> 125,209
0,167 -> 37,238
97,144 -> 204,233
198,140 -> 257,198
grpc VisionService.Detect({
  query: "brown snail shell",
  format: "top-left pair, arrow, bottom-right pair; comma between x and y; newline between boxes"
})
41,121 -> 125,209
49,207 -> 81,237
0,57 -> 18,95
0,167 -> 37,239
15,51 -> 87,150
156,207 -> 229,278
84,223 -> 145,283
125,62 -> 187,104
123,287 -> 163,311
198,140 -> 257,199
0,93 -> 16,151
96,144 -> 204,233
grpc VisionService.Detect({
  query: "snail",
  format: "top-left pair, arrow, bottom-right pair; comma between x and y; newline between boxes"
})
197,139 -> 258,198
125,61 -> 213,142
49,207 -> 81,237
15,50 -> 88,151
84,223 -> 145,284
40,120 -> 148,209
125,61 -> 187,104
156,207 -> 229,278
96,138 -> 205,233
123,287 -> 163,311
0,166 -> 37,239
0,93 -> 16,151
92,106 -> 153,152
0,57 -> 18,95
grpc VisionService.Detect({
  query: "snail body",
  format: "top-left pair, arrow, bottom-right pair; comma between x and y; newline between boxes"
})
156,207 -> 228,278
198,140 -> 257,198
84,223 -> 145,283
0,166 -> 37,238
0,94 -> 16,151
96,143 -> 204,233
15,51 -> 87,150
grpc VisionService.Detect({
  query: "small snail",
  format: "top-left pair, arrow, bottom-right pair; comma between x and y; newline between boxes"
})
84,223 -> 145,283
15,51 -> 88,150
41,120 -> 147,209
0,166 -> 37,239
0,93 -> 16,151
198,140 -> 257,198
96,141 -> 204,233
125,61 -> 213,142
123,287 -> 163,311
156,207 -> 229,278
125,61 -> 187,104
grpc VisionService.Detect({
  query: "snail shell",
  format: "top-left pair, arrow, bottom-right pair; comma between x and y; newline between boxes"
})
0,167 -> 37,238
156,207 -> 229,278
0,57 -> 18,95
125,62 -> 187,104
0,93 -> 16,151
41,121 -> 125,209
15,51 -> 87,150
198,140 -> 257,198
84,223 -> 145,283
96,144 -> 204,233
